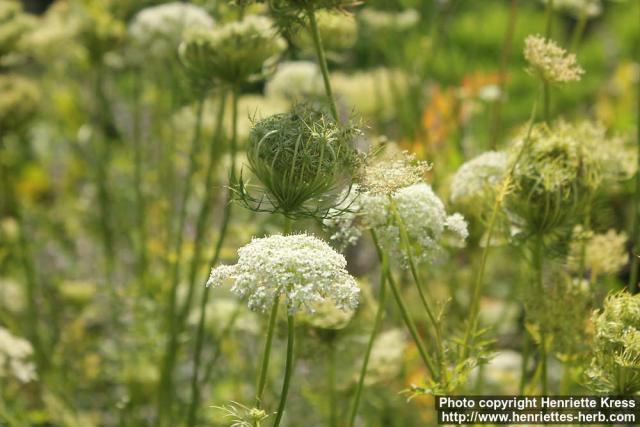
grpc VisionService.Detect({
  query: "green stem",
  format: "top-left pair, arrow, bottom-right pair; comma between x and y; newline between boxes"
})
185,92 -> 230,427
533,235 -> 548,394
306,5 -> 339,121
519,325 -> 530,394
570,9 -> 588,53
461,188 -> 502,359
131,68 -> 148,291
462,102 -> 538,359
256,296 -> 280,408
272,315 -> 295,427
489,0 -> 518,148
629,70 -> 640,292
328,336 -> 337,427
391,203 -> 445,376
370,230 -> 438,380
347,255 -> 388,427
545,0 -> 554,39
158,94 -> 205,425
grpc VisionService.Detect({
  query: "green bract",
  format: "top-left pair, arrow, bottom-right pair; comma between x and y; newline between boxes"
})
587,292 -> 640,394
240,103 -> 360,218
179,15 -> 286,86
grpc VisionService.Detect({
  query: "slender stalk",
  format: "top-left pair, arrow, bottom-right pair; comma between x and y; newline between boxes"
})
306,4 -> 339,121
545,0 -> 554,39
347,254 -> 388,427
391,203 -> 445,374
519,332 -> 530,394
489,0 -> 518,148
629,70 -> 640,292
131,68 -> 148,291
158,94 -> 206,425
533,234 -> 548,394
179,93 -> 228,330
462,102 -> 538,359
185,92 -> 230,427
328,336 -> 337,427
93,67 -> 116,286
256,296 -> 280,409
272,314 -> 295,427
570,9 -> 588,53
370,230 -> 438,380
461,185 -> 503,359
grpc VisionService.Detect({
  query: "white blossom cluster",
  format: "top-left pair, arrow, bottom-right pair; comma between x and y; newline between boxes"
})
0,327 -> 37,383
326,183 -> 469,264
365,183 -> 469,263
450,151 -> 507,204
207,234 -> 360,315
265,61 -> 324,101
524,35 -> 584,83
128,2 -> 214,60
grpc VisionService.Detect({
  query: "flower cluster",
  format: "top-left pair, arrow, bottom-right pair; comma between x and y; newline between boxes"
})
524,34 -> 584,83
207,234 -> 360,315
265,60 -> 324,101
450,151 -> 507,205
359,8 -> 420,35
570,228 -> 628,278
179,15 -> 286,85
294,10 -> 357,53
541,0 -> 602,18
128,2 -> 214,61
362,329 -> 406,385
364,183 -> 469,263
587,292 -> 640,394
0,327 -> 37,383
360,150 -> 431,195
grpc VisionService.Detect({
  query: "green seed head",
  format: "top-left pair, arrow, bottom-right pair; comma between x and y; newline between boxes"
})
242,103 -> 361,218
179,15 -> 285,86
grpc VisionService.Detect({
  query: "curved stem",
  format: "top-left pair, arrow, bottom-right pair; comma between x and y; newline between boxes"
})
306,5 -> 339,121
544,0 -> 554,39
272,315 -> 295,427
370,230 -> 438,380
391,202 -> 444,374
347,254 -> 388,427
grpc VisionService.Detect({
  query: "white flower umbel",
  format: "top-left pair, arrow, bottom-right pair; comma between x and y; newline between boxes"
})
0,327 -> 37,383
265,61 -> 324,101
128,2 -> 214,60
207,234 -> 359,314
450,151 -> 507,204
362,183 -> 469,264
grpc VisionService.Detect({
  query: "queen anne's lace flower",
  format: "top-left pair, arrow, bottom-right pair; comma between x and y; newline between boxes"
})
128,2 -> 214,60
207,234 -> 359,314
0,327 -> 37,383
524,35 -> 584,83
450,151 -> 507,204
360,151 -> 431,195
265,61 -> 324,101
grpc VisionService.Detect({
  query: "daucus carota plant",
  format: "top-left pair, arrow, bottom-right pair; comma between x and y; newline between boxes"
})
208,233 -> 359,426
